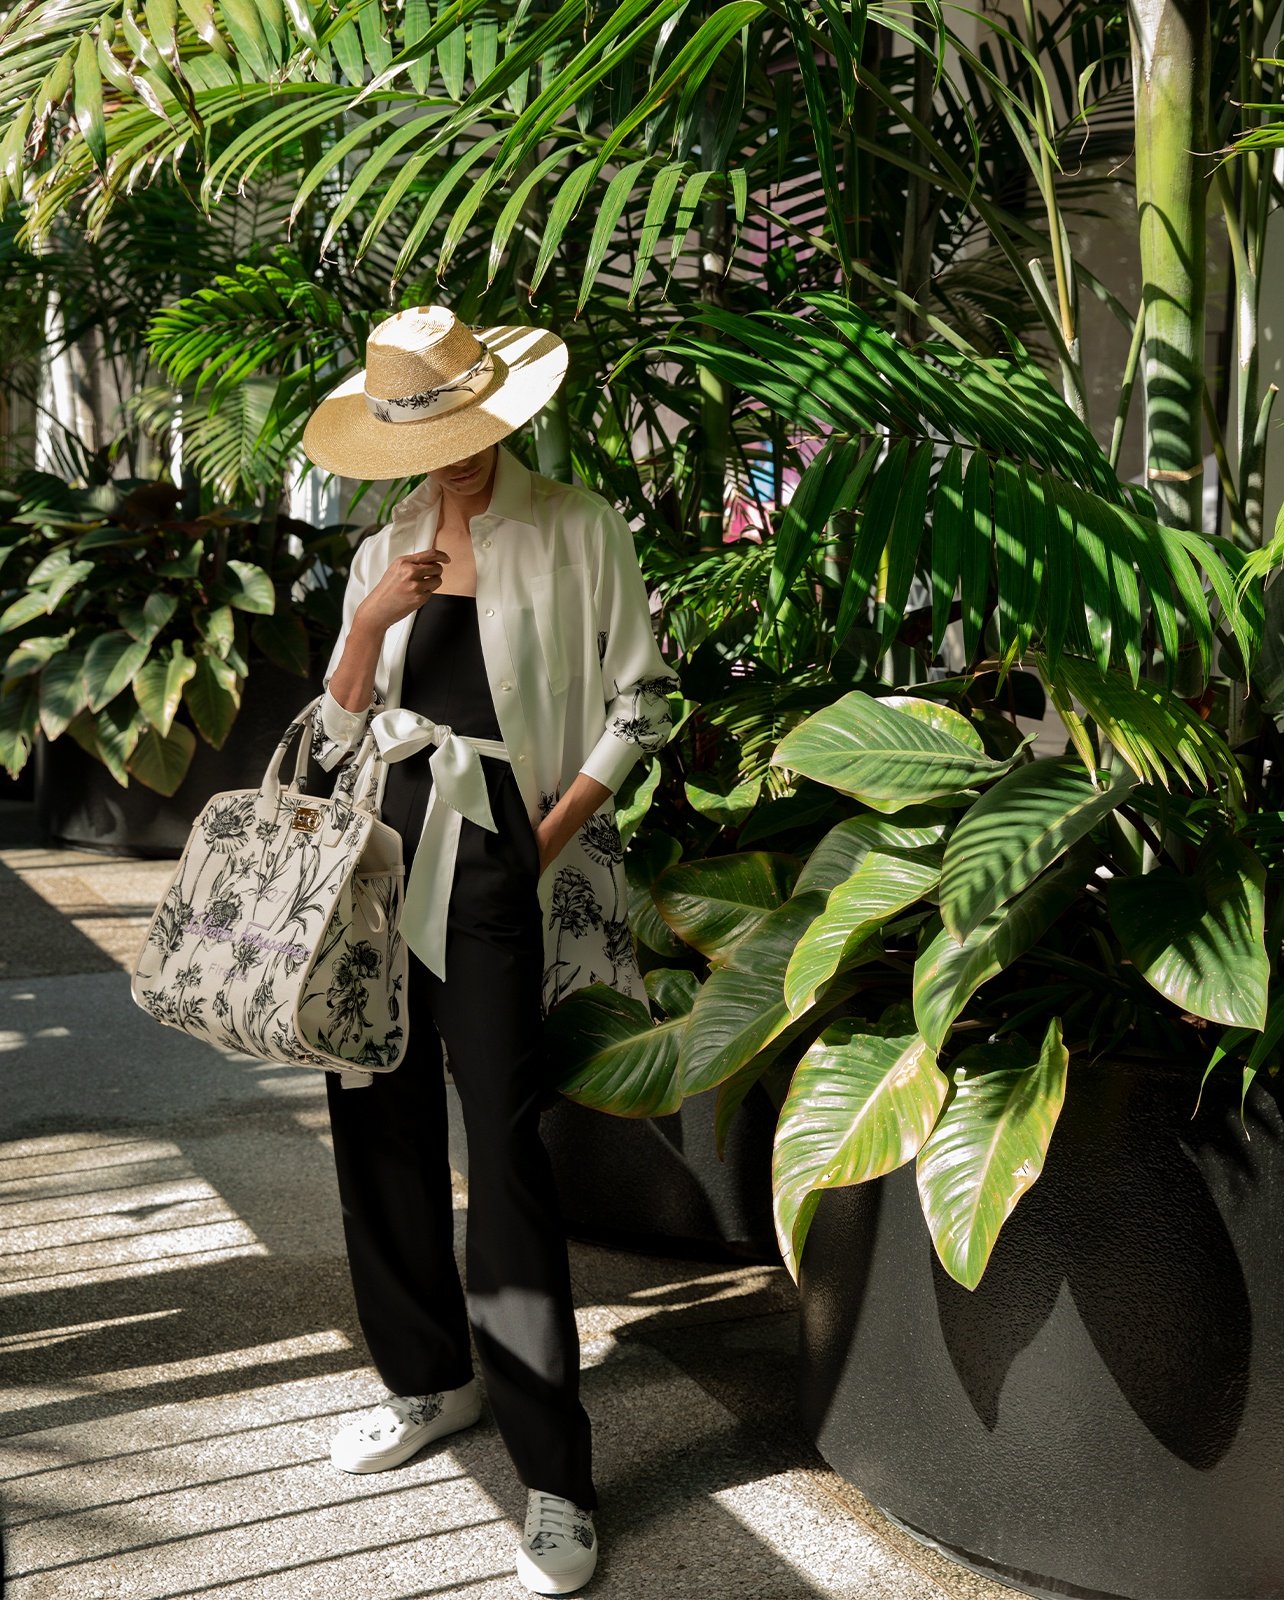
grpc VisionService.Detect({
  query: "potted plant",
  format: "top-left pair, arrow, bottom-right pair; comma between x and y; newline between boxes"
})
546,288 -> 1282,1596
0,470 -> 355,853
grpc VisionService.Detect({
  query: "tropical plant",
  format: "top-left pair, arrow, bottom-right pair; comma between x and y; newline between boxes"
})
555,648 -> 1276,1292
0,470 -> 353,787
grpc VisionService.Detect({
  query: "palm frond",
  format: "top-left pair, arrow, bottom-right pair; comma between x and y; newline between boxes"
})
650,295 -> 1259,687
1035,652 -> 1243,800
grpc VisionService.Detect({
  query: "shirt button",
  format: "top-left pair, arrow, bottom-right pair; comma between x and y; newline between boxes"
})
500,680 -> 512,691
517,753 -> 527,763
482,538 -> 493,549
485,607 -> 494,617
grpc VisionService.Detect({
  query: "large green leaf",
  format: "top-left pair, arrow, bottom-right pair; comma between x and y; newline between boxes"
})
913,856 -> 1087,1051
36,643 -> 88,740
915,1018 -> 1068,1290
133,644 -> 197,737
772,692 -> 1019,813
643,966 -> 698,1019
93,694 -> 145,787
182,650 -> 241,746
1109,829 -> 1269,1029
82,630 -> 151,712
940,757 -> 1136,942
683,770 -> 762,827
2,630 -> 65,679
127,718 -> 197,796
785,848 -> 942,1016
678,891 -> 833,1093
625,833 -> 687,958
546,984 -> 688,1117
653,851 -> 799,962
119,590 -> 179,645
221,558 -> 275,614
615,759 -> 660,848
0,673 -> 40,775
794,812 -> 948,897
772,1021 -> 947,1280
880,694 -> 985,751
2,590 -> 56,631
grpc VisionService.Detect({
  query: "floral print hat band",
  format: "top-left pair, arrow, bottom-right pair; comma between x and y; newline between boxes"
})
302,305 -> 569,480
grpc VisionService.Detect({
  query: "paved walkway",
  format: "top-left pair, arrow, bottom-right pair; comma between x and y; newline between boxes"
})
0,799 -> 1012,1600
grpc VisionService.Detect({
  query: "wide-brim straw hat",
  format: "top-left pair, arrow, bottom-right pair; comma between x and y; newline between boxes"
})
302,305 -> 569,479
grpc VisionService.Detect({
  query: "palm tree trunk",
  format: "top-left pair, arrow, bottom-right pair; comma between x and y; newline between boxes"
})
1129,0 -> 1210,533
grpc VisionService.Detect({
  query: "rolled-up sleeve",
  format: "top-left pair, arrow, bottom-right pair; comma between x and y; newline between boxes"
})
310,537 -> 385,773
578,506 -> 681,793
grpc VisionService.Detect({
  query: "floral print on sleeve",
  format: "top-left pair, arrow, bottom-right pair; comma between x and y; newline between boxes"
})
578,508 -> 681,793
310,684 -> 386,773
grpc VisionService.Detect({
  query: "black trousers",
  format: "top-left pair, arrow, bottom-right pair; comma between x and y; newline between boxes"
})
324,763 -> 596,1510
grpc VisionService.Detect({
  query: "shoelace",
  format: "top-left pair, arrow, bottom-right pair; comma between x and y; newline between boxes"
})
361,1395 -> 420,1438
528,1493 -> 588,1543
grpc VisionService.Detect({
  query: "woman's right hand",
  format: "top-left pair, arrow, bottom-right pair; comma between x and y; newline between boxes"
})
355,548 -> 451,636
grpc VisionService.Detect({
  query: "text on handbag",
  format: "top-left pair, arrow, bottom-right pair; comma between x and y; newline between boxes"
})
182,914 -> 310,962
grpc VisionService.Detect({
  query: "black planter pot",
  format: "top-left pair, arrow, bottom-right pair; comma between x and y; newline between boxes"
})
543,1083 -> 781,1262
33,661 -> 325,857
0,760 -> 34,803
797,1060 -> 1284,1600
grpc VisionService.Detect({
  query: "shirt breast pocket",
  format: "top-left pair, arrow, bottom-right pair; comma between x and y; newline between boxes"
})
531,564 -> 586,697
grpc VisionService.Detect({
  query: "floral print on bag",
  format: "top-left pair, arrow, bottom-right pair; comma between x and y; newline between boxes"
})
132,710 -> 407,1075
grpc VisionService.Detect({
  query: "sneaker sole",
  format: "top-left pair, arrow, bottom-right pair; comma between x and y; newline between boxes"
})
330,1401 -> 483,1474
515,1541 -> 598,1595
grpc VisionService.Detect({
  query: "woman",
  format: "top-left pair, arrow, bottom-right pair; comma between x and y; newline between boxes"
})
301,306 -> 679,1596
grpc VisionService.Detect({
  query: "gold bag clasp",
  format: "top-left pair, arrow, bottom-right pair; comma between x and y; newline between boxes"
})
292,807 -> 322,833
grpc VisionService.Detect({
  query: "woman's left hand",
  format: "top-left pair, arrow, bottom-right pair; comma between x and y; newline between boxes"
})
535,774 -> 614,879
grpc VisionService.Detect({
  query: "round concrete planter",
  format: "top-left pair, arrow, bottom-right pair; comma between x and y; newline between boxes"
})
543,1082 -> 780,1262
33,662 -> 324,856
797,1059 -> 1284,1599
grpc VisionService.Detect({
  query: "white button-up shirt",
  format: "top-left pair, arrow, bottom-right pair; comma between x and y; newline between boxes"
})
310,443 -> 680,1012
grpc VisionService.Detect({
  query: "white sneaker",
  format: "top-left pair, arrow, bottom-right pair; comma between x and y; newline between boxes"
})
329,1379 -> 482,1473
515,1489 -> 598,1594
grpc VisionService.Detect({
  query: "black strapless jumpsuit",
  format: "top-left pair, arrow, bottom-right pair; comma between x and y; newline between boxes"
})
323,593 -> 596,1510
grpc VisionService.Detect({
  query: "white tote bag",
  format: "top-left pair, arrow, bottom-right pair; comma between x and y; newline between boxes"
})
130,695 -> 408,1074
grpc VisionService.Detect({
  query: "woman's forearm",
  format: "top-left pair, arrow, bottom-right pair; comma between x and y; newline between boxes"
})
327,608 -> 384,713
538,772 -> 613,872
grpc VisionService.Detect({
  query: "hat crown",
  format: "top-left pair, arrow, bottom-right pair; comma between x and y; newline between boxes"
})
364,306 -> 484,401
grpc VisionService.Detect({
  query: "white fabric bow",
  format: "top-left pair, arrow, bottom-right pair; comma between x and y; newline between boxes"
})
368,706 -> 510,981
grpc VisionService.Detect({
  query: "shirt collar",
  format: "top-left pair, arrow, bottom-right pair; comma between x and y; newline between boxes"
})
486,442 -> 537,527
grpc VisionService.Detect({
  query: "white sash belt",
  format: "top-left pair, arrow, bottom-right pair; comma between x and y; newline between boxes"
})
369,705 -> 510,982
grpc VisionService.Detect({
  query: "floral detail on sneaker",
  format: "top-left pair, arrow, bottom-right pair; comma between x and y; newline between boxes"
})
408,1393 -> 445,1428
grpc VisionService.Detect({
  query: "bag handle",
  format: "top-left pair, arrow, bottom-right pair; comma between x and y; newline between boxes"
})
335,728 -> 385,813
259,696 -> 321,806
261,696 -> 395,820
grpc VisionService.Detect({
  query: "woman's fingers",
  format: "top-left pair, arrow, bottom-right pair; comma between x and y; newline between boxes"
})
405,548 -> 450,571
402,549 -> 449,595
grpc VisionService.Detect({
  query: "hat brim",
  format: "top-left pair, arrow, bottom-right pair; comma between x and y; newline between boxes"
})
301,323 -> 568,480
